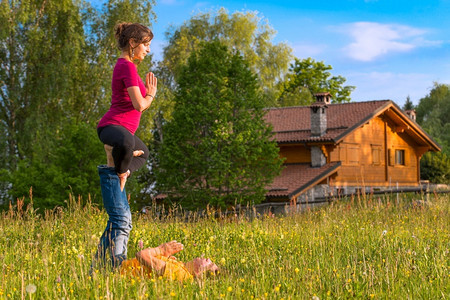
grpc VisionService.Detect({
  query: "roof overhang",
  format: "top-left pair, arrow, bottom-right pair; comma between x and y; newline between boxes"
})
333,101 -> 441,152
266,162 -> 341,200
289,162 -> 341,199
381,102 -> 441,152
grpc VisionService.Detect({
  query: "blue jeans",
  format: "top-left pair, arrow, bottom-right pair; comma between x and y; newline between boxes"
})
94,165 -> 132,269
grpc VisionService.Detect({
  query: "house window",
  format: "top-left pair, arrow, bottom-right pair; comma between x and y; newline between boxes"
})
340,143 -> 360,165
395,149 -> 405,165
371,145 -> 382,165
347,145 -> 360,165
339,144 -> 347,162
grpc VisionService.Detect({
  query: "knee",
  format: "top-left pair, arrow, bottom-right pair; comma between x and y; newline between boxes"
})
115,218 -> 132,236
140,148 -> 150,160
138,144 -> 150,160
121,212 -> 132,232
109,210 -> 132,232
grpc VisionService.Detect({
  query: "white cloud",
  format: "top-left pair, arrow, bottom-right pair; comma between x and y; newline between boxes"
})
341,22 -> 437,62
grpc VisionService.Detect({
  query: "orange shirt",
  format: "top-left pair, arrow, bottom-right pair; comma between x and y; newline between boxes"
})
120,256 -> 193,282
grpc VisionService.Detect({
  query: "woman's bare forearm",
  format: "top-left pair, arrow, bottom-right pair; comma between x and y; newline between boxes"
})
135,248 -> 166,275
127,86 -> 154,112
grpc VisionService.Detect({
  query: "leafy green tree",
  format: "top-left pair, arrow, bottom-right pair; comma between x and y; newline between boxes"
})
0,0 -> 89,170
128,65 -> 177,207
9,120 -> 105,209
0,0 -> 97,206
162,8 -> 293,106
277,57 -> 355,106
420,152 -> 450,184
403,95 -> 415,111
0,0 -> 157,208
415,83 -> 450,155
145,8 -> 292,205
156,41 -> 283,209
414,83 -> 450,183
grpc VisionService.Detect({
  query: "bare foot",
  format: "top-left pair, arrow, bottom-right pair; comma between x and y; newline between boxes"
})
133,150 -> 144,157
157,240 -> 184,257
118,170 -> 130,192
104,144 -> 114,167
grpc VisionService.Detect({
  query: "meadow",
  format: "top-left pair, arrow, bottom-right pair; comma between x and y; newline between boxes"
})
0,192 -> 448,299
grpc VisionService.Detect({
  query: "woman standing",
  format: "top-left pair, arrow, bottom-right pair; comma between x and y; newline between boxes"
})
95,22 -> 157,269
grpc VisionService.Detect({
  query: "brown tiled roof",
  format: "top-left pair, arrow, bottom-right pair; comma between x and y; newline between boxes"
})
266,162 -> 341,198
264,100 -> 391,143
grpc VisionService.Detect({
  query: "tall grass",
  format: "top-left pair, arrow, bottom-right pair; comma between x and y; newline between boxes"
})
0,192 -> 448,299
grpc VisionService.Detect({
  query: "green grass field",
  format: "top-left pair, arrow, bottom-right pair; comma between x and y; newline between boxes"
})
0,192 -> 448,299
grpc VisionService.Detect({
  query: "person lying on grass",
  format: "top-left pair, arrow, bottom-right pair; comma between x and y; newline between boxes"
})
120,240 -> 219,281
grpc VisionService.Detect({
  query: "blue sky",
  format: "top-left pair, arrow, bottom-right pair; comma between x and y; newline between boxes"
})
91,0 -> 450,107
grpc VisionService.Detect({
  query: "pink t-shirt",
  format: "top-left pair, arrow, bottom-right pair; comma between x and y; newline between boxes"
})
97,58 -> 146,134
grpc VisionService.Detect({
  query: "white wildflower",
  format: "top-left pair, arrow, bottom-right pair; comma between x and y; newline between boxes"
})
25,284 -> 36,294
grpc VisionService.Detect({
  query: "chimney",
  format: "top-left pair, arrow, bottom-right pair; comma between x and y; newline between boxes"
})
311,146 -> 327,168
310,93 -> 330,168
314,92 -> 331,105
405,109 -> 416,122
310,92 -> 329,137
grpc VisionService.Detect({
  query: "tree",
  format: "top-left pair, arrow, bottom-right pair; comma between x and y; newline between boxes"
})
415,83 -> 450,155
162,8 -> 293,107
0,0 -> 89,170
146,8 -> 292,205
403,95 -> 415,111
0,0 -> 157,209
9,120 -> 105,209
414,83 -> 450,184
0,0 -> 98,205
277,57 -> 355,107
420,152 -> 450,184
156,41 -> 283,209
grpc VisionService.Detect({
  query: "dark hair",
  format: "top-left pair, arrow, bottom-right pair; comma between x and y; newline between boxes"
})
114,22 -> 153,51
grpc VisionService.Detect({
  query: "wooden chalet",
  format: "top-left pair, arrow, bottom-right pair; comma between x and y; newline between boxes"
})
264,93 -> 441,203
